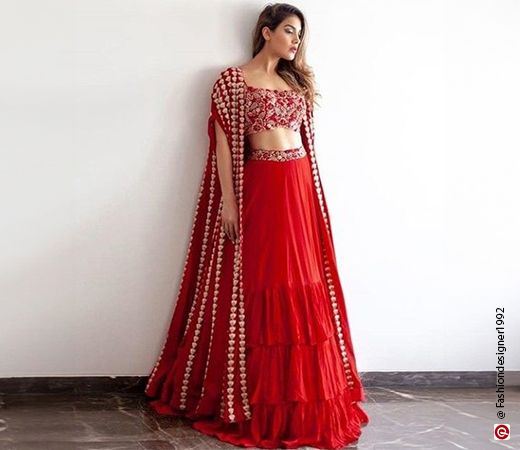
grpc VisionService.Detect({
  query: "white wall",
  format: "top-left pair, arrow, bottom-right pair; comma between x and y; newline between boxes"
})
0,0 -> 518,377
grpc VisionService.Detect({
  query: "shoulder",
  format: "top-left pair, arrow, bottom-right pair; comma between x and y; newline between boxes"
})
211,66 -> 234,88
211,66 -> 242,95
214,65 -> 239,81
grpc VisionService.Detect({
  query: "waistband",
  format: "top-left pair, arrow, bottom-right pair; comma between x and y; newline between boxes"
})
248,145 -> 306,162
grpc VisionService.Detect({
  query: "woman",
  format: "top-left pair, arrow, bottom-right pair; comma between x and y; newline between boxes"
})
144,3 -> 369,448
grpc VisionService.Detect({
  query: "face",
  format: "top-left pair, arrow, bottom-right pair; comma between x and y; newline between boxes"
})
263,15 -> 302,60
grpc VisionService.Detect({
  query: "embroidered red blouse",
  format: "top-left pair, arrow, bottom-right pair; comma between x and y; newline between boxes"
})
244,86 -> 307,136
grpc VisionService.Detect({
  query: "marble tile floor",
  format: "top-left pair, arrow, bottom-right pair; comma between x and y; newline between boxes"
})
0,387 -> 518,450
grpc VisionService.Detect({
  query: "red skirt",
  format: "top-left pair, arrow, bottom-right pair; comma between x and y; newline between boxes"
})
148,146 -> 369,449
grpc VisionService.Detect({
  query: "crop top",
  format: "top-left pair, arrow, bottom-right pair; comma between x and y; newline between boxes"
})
244,86 -> 307,136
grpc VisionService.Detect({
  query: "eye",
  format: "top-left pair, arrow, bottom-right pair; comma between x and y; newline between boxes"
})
285,28 -> 302,38
286,29 -> 301,36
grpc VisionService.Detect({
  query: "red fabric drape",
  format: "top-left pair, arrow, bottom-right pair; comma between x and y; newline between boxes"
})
144,66 -> 369,448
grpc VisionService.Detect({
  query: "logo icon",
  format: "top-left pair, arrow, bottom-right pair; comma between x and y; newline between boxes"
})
494,424 -> 510,440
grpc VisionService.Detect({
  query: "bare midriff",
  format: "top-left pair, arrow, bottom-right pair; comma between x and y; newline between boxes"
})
247,128 -> 303,152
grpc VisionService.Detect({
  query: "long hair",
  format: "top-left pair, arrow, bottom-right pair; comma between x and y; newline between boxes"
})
251,3 -> 321,109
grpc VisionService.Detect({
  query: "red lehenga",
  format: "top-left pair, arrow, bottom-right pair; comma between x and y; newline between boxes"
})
144,66 -> 369,449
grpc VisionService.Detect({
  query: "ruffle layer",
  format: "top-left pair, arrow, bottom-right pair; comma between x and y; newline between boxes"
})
245,280 -> 336,346
247,331 -> 348,404
187,283 -> 369,449
191,386 -> 369,449
147,278 -> 370,449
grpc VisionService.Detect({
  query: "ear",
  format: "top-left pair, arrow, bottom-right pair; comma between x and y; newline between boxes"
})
262,26 -> 271,41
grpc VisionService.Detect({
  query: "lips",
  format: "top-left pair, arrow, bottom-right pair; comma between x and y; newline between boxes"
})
290,47 -> 297,53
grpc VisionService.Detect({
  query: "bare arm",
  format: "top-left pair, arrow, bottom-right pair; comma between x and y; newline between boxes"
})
215,121 -> 235,203
215,120 -> 239,242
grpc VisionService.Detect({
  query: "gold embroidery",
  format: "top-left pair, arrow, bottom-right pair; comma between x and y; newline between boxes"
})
219,67 -> 252,422
179,153 -> 219,410
321,235 -> 355,387
145,143 -> 217,397
248,146 -> 306,162
194,212 -> 226,414
244,88 -> 306,136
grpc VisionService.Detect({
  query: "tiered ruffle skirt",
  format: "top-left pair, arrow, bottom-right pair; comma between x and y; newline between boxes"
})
148,146 -> 369,448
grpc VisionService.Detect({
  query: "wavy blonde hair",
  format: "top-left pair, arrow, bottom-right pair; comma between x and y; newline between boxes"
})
250,3 -> 321,110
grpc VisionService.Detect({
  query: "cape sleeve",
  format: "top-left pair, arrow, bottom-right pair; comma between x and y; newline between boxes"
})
301,96 -> 338,253
207,69 -> 231,155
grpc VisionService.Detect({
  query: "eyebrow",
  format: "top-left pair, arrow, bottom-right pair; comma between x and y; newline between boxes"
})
284,24 -> 302,34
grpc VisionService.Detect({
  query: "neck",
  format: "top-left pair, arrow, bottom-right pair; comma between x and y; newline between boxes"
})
247,50 -> 281,75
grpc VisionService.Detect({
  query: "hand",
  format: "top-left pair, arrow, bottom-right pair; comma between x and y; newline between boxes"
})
222,198 -> 239,243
